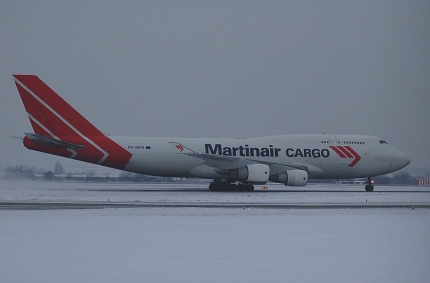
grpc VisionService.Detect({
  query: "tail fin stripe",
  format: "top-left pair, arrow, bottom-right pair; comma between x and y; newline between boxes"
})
69,149 -> 78,159
28,113 -> 59,139
14,77 -> 109,165
28,113 -> 81,159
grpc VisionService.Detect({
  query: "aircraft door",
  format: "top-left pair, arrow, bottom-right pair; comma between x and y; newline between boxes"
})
328,135 -> 338,146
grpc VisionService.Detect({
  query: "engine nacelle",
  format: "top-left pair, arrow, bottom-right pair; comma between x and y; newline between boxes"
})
229,164 -> 270,184
269,170 -> 308,186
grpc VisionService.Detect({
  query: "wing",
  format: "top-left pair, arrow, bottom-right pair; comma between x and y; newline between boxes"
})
169,142 -> 310,173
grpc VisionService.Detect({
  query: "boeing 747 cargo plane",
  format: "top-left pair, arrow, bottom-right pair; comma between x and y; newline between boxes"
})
13,75 -> 410,191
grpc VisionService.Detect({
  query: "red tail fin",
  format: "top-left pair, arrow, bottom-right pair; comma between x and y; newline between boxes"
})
14,75 -> 103,137
13,75 -> 132,169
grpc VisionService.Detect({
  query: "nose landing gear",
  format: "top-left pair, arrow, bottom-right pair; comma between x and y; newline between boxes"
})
365,177 -> 374,192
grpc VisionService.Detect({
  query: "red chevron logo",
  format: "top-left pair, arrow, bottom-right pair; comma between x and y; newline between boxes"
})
329,146 -> 361,167
176,144 -> 184,152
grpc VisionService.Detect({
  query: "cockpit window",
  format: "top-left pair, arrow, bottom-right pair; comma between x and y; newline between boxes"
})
379,140 -> 388,144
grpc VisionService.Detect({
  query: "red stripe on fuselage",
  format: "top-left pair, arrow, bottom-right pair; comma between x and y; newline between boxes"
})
329,146 -> 347,158
344,146 -> 361,167
337,146 -> 354,158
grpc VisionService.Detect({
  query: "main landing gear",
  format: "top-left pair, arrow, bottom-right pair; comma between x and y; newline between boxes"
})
365,177 -> 374,192
209,180 -> 254,192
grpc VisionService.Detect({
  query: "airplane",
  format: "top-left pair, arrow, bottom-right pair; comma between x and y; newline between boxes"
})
13,74 -> 410,192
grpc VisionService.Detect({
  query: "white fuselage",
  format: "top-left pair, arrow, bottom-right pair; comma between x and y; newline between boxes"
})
113,134 -> 410,180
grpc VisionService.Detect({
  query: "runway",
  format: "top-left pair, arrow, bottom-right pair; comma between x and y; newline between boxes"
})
1,201 -> 429,210
1,181 -> 429,210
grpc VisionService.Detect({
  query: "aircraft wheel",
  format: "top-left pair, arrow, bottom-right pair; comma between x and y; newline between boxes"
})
237,184 -> 246,192
209,182 -> 217,191
228,183 -> 238,191
245,184 -> 254,192
365,184 -> 374,192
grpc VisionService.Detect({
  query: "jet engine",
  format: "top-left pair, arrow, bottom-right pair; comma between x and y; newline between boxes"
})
229,164 -> 270,183
269,169 -> 308,186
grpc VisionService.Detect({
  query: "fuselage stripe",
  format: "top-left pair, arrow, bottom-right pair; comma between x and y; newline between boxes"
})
337,146 -> 354,158
329,146 -> 347,158
344,146 -> 361,167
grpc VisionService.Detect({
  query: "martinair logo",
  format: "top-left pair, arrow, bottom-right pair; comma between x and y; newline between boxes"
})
329,146 -> 361,167
175,144 -> 184,152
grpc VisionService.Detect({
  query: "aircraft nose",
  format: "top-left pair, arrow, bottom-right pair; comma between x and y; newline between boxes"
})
393,150 -> 410,170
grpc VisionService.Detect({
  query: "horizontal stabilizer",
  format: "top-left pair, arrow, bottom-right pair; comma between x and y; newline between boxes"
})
11,135 -> 24,140
25,133 -> 85,150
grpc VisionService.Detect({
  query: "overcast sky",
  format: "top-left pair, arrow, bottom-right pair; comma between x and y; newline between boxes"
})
1,1 -> 429,172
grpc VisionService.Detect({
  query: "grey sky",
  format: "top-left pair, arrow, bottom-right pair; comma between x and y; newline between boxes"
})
1,1 -> 429,171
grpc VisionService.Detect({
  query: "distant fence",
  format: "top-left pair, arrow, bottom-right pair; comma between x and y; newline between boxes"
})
418,179 -> 430,186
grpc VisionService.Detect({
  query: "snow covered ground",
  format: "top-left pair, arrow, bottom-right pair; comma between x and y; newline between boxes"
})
1,181 -> 429,282
1,180 -> 429,206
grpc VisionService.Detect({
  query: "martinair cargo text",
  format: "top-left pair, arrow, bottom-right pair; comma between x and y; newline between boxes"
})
13,75 -> 410,191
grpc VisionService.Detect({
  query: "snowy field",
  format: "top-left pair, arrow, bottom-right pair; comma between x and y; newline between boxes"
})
1,181 -> 430,282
